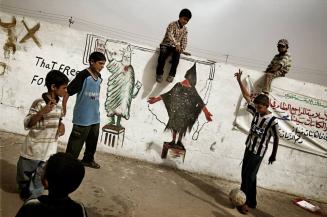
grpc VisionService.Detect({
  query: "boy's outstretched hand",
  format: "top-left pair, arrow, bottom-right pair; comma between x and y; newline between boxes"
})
268,155 -> 276,164
234,69 -> 243,81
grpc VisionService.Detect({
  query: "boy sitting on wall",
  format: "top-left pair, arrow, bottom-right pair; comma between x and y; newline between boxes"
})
156,8 -> 192,83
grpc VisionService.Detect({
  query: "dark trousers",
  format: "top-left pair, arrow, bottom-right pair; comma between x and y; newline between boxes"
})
156,45 -> 180,77
66,124 -> 100,162
240,149 -> 263,208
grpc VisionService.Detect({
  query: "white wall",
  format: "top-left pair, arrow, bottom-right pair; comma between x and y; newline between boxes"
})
0,12 -> 326,202
2,0 -> 327,86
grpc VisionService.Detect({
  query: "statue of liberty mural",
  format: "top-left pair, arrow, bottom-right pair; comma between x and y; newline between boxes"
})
104,45 -> 142,128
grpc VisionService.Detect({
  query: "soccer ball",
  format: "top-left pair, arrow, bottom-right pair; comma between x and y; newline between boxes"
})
229,188 -> 246,206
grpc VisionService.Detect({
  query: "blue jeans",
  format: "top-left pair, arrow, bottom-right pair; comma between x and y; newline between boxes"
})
16,156 -> 45,199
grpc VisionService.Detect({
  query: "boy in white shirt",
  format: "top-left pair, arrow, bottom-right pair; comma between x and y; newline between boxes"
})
16,70 -> 69,200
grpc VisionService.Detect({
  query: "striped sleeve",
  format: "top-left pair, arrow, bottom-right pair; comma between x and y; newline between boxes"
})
246,102 -> 256,116
265,55 -> 277,72
280,53 -> 291,74
24,99 -> 43,130
270,120 -> 279,140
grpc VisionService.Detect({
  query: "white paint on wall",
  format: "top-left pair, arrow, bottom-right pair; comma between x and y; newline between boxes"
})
0,12 -> 326,202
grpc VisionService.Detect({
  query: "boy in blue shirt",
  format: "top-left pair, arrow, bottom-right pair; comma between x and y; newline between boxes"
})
64,52 -> 106,169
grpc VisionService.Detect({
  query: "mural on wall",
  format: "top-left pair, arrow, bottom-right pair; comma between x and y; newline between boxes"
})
0,16 -> 41,59
82,34 -> 216,153
148,64 -> 213,161
0,16 -> 17,58
102,44 -> 142,147
19,20 -> 41,48
0,15 -> 43,110
234,76 -> 327,156
83,34 -> 143,147
0,62 -> 7,76
104,45 -> 142,128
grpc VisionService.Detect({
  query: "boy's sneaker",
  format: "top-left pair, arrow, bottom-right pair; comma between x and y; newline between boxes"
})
166,76 -> 174,83
81,160 -> 100,169
246,202 -> 256,209
236,204 -> 249,214
156,75 -> 163,83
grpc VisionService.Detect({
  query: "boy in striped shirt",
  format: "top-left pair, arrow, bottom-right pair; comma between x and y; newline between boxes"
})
235,69 -> 279,214
16,70 -> 69,200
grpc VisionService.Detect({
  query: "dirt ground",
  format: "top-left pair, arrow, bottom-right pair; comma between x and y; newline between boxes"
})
1,131 -> 326,217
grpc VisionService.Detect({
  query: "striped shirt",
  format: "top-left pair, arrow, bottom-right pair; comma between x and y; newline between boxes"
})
245,102 -> 279,157
21,95 -> 63,161
161,21 -> 188,52
266,52 -> 291,75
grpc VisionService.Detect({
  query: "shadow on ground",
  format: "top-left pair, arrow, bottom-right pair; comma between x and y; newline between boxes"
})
0,159 -> 18,193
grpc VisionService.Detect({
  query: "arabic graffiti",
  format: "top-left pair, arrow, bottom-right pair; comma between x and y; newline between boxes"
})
270,98 -> 327,132
284,93 -> 327,109
279,126 -> 327,144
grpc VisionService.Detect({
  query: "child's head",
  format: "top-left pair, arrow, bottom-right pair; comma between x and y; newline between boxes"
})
253,94 -> 270,114
179,9 -> 192,27
89,51 -> 106,74
45,70 -> 69,97
43,152 -> 85,198
277,39 -> 288,54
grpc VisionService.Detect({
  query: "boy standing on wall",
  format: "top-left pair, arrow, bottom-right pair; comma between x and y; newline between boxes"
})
64,52 -> 106,169
156,8 -> 192,83
235,69 -> 280,214
17,70 -> 68,200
